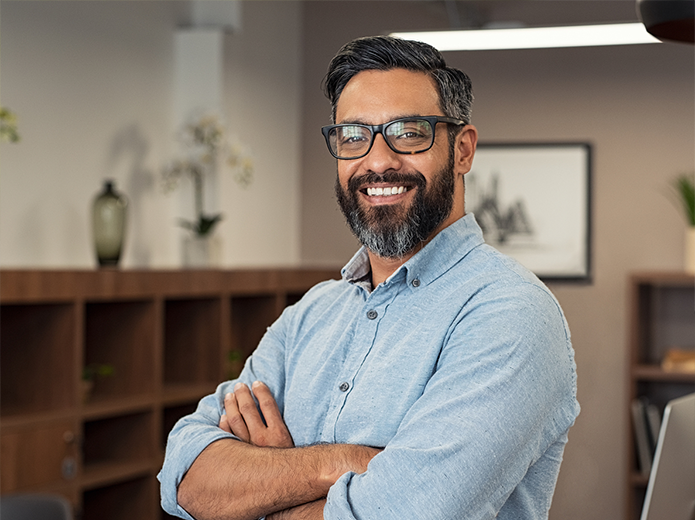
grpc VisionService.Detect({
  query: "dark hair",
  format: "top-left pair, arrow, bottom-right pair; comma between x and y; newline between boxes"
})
322,35 -> 474,127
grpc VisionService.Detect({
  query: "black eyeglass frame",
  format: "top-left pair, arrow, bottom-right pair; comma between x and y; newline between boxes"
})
321,115 -> 466,160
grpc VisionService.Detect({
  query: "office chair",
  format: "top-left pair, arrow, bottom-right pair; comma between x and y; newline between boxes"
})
0,493 -> 73,520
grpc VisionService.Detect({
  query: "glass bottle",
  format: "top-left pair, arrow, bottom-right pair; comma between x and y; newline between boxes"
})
92,180 -> 127,267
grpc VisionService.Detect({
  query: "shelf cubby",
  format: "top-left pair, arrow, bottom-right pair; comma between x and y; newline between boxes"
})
636,282 -> 695,364
230,295 -> 279,358
82,475 -> 157,520
1,303 -> 76,416
164,297 -> 222,386
82,411 -> 156,474
84,300 -> 156,402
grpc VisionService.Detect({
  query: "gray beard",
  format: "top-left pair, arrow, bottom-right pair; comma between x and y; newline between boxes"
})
335,158 -> 456,259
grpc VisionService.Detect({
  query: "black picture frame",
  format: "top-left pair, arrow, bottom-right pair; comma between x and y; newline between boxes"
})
466,142 -> 592,283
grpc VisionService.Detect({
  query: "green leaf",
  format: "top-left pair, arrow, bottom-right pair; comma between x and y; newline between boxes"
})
196,214 -> 223,236
82,363 -> 115,381
673,174 -> 695,226
178,214 -> 223,236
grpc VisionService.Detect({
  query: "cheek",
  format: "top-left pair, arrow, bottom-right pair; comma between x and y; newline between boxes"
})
337,162 -> 357,188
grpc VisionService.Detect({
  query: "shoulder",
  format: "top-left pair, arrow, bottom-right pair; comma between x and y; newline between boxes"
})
291,277 -> 354,308
437,240 -> 565,324
448,242 -> 576,379
272,276 -> 357,327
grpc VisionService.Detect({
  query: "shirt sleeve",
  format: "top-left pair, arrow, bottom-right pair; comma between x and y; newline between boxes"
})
157,307 -> 292,519
323,282 -> 579,520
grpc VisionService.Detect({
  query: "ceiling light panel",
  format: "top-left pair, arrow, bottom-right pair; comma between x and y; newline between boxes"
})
390,23 -> 661,51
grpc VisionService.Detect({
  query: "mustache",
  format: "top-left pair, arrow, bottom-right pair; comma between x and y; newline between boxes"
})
348,171 -> 427,193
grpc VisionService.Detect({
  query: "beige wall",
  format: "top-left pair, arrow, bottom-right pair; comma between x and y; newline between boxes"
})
0,0 -> 303,267
299,2 -> 694,519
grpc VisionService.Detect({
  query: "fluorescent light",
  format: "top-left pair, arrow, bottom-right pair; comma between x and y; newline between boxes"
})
390,23 -> 661,51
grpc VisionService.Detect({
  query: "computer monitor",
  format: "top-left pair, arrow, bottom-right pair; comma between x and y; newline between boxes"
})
640,392 -> 695,520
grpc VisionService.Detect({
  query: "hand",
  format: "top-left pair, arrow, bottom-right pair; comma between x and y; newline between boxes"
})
219,381 -> 294,448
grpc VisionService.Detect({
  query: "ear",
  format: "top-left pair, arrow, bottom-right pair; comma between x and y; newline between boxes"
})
453,125 -> 478,177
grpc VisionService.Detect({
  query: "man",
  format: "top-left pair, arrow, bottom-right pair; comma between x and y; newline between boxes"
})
159,35 -> 579,520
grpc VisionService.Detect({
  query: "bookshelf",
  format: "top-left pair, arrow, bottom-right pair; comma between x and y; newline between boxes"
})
625,272 -> 695,520
0,268 -> 338,519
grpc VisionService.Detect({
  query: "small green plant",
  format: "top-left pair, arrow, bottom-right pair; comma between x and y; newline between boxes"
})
0,107 -> 20,143
82,363 -> 115,382
672,174 -> 695,226
228,350 -> 245,379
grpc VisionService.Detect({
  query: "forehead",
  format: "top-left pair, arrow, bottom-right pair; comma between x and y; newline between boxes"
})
335,69 -> 441,124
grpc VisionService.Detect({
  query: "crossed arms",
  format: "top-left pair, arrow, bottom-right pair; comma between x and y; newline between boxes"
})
177,381 -> 381,520
162,278 -> 577,520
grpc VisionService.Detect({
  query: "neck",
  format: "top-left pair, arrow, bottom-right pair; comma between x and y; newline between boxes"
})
367,247 -> 419,288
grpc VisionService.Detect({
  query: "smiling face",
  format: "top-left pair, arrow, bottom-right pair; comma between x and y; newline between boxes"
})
334,68 -> 476,259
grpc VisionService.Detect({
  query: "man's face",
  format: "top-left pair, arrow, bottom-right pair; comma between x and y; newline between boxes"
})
334,69 -> 462,258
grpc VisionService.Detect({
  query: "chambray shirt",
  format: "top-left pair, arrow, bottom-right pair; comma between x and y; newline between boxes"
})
158,214 -> 580,520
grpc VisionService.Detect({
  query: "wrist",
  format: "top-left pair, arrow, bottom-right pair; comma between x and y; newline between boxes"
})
314,444 -> 380,488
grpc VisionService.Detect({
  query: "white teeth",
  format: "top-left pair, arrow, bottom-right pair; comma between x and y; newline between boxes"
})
367,186 -> 407,197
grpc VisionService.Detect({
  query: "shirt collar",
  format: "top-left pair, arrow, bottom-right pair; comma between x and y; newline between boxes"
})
341,214 -> 485,291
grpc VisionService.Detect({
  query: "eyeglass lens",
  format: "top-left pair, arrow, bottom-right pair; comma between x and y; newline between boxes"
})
329,119 -> 434,159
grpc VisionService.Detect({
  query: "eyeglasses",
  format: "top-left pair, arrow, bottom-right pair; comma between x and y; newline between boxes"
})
321,116 -> 466,160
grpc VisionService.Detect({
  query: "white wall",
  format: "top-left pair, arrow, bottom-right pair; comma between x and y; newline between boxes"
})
0,0 -> 302,268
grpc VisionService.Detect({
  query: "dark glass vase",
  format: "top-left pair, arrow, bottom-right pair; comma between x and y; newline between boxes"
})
92,180 -> 127,267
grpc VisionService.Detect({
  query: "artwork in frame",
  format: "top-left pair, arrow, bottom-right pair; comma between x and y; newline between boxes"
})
466,143 -> 592,282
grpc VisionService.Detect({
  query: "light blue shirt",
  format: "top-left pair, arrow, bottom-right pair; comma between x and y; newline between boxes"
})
158,214 -> 580,520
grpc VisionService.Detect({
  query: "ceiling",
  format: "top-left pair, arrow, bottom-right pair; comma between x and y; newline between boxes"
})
406,0 -> 642,30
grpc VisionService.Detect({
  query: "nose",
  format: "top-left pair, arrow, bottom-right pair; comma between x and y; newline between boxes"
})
361,132 -> 403,173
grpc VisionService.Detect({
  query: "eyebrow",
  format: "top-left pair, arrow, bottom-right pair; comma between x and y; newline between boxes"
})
336,114 -> 427,126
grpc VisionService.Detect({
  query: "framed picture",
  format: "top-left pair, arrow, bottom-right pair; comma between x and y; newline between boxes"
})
466,143 -> 592,282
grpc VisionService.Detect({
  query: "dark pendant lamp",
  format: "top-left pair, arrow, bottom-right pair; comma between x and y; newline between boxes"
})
637,0 -> 695,43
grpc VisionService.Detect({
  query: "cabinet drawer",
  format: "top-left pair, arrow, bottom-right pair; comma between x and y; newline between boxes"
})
1,420 -> 77,492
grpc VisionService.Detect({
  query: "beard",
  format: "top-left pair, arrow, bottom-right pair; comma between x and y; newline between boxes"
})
335,154 -> 456,259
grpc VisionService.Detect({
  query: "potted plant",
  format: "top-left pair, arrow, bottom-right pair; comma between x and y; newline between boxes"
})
163,114 -> 253,266
671,174 -> 695,274
82,363 -> 115,402
228,349 -> 245,380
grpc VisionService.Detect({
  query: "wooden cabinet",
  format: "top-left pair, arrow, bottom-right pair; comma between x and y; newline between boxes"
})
625,272 -> 695,520
0,269 -> 338,520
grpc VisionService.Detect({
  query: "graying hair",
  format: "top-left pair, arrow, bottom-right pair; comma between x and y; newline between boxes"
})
322,35 -> 474,130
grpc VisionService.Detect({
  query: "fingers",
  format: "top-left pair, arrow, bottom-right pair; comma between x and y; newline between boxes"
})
223,390 -> 250,442
251,381 -> 294,448
251,381 -> 285,430
233,382 -> 267,432
221,381 -> 294,448
218,414 -> 232,433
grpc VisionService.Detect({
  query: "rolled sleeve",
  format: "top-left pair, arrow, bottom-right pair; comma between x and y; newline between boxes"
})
158,311 -> 292,518
158,390 -> 236,518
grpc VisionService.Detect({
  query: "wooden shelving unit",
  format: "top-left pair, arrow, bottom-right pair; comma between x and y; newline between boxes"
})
625,271 -> 695,520
0,268 -> 338,520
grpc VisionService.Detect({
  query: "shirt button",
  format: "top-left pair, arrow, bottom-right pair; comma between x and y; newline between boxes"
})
367,309 -> 378,320
412,278 -> 421,287
339,382 -> 350,392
